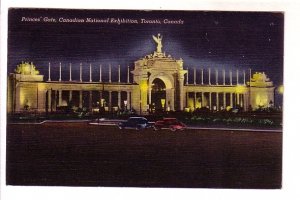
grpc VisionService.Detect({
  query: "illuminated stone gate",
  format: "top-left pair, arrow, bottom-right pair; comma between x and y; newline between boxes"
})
7,34 -> 275,115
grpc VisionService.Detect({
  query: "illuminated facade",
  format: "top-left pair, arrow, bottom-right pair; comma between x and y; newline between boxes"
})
7,34 -> 275,114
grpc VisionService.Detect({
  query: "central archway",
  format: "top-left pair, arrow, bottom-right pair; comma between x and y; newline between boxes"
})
151,78 -> 166,111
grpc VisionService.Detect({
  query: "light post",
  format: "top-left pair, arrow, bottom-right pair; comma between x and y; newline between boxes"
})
161,98 -> 166,112
97,101 -> 100,124
124,100 -> 128,111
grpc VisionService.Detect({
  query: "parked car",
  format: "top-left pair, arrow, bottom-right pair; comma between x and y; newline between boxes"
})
118,117 -> 154,130
153,118 -> 186,131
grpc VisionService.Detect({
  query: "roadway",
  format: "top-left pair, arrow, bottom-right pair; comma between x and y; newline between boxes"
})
6,122 -> 282,188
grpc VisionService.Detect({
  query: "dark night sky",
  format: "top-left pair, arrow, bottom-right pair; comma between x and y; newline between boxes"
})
8,8 -> 283,86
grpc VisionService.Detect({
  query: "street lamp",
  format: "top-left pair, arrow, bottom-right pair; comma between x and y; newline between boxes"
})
124,100 -> 128,110
97,101 -> 100,124
161,98 -> 166,111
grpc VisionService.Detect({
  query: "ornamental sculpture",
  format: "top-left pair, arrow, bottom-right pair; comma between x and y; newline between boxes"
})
14,62 -> 40,75
152,33 -> 163,53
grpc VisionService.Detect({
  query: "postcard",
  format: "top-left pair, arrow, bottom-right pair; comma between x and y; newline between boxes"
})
6,8 -> 283,189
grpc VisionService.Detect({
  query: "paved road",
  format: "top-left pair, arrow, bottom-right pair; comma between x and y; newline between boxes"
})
10,119 -> 282,132
6,122 -> 282,188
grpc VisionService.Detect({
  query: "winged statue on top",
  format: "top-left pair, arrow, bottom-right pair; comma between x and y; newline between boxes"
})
152,33 -> 163,53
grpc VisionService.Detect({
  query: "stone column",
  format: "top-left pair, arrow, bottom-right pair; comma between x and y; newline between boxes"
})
171,88 -> 175,111
201,68 -> 204,85
193,92 -> 196,110
127,91 -> 131,109
243,70 -> 246,85
215,69 -> 218,85
89,64 -> 92,82
59,62 -> 62,82
223,92 -> 226,109
99,64 -> 102,82
230,70 -> 232,85
139,78 -> 148,114
79,90 -> 83,108
237,93 -> 240,106
223,69 -> 225,85
209,92 -> 212,110
89,91 -> 93,110
244,92 -> 249,111
249,68 -> 252,83
48,62 -> 51,81
109,64 -> 112,83
127,66 -> 130,83
148,86 -> 151,105
230,93 -> 233,107
186,92 -> 188,108
194,67 -> 196,85
118,65 -> 121,83
108,91 -> 112,111
36,89 -> 45,112
118,91 -> 121,109
236,69 -> 239,85
166,88 -> 174,111
216,92 -> 219,111
241,94 -> 244,107
201,92 -> 205,108
208,68 -> 211,85
58,90 -> 62,106
178,72 -> 185,110
69,63 -> 72,81
80,63 -> 82,82
53,90 -> 57,111
186,67 -> 189,85
48,89 -> 52,112
69,90 -> 72,102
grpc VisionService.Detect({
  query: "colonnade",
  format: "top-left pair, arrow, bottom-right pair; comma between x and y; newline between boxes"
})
44,63 -> 252,113
186,67 -> 248,86
47,89 -> 132,112
48,62 -> 131,83
186,91 -> 246,111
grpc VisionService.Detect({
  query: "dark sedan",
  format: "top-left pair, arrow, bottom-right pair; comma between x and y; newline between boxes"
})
118,117 -> 154,130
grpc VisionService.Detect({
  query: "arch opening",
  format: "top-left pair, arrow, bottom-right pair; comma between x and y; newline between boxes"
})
151,78 -> 166,111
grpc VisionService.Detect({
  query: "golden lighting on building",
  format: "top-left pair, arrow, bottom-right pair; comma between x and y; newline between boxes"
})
255,94 -> 268,107
7,35 -> 278,114
161,98 -> 166,108
140,80 -> 148,92
235,85 -> 247,94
